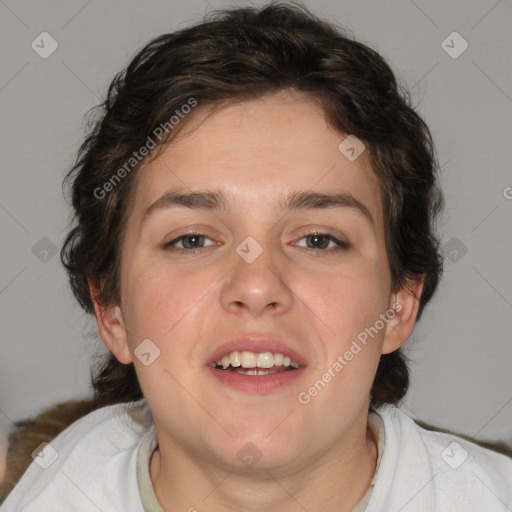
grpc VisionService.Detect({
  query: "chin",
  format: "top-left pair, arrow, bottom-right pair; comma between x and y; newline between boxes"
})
209,430 -> 303,473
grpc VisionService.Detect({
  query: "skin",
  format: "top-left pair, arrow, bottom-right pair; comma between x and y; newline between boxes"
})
92,89 -> 423,512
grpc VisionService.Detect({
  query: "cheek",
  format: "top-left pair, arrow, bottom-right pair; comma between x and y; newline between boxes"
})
296,265 -> 389,409
298,261 -> 390,343
121,261 -> 202,342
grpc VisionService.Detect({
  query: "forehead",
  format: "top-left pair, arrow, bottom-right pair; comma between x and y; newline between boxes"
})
132,90 -> 383,227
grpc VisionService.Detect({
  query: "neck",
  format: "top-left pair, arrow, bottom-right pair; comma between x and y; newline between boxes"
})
149,412 -> 379,512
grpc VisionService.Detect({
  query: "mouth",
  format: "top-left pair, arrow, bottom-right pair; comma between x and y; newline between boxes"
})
210,350 -> 301,375
206,338 -> 307,393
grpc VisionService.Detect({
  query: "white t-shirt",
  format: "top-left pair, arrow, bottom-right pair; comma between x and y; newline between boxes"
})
1,399 -> 511,511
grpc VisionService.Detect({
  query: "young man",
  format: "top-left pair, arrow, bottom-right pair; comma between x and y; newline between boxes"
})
2,2 -> 511,511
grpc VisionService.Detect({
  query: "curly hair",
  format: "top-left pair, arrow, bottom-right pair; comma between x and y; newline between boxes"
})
61,1 -> 444,412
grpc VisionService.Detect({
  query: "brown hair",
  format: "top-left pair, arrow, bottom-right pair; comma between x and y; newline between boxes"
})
61,1 -> 444,412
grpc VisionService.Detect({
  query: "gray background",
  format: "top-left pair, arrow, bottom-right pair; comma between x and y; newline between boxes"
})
1,0 -> 511,456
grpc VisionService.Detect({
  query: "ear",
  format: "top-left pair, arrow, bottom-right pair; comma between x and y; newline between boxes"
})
381,276 -> 425,355
89,281 -> 132,364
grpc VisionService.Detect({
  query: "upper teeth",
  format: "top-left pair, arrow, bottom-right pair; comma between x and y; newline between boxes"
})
215,351 -> 299,369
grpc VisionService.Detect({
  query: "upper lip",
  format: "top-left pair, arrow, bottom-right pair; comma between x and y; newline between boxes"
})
206,335 -> 308,367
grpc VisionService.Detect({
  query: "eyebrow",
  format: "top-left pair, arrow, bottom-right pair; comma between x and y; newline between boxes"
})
142,189 -> 376,230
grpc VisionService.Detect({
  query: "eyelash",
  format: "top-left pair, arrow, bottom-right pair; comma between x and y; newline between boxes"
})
163,232 -> 350,253
294,233 -> 350,252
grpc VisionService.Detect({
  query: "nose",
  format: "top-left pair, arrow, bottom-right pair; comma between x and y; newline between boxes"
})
220,239 -> 294,317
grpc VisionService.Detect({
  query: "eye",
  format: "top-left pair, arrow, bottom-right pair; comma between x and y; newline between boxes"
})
164,233 -> 217,251
294,233 -> 349,251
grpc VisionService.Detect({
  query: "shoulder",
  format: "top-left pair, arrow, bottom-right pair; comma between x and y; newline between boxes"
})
0,400 -> 150,512
367,405 -> 512,512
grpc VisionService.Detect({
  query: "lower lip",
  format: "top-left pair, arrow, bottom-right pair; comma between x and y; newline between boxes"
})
206,366 -> 306,393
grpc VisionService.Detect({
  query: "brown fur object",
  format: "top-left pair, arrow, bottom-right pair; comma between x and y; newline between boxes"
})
0,397 -> 101,501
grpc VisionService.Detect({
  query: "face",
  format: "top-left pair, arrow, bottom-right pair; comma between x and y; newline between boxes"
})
96,89 -> 421,474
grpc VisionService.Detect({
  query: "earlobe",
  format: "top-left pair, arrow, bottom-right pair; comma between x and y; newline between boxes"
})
381,276 -> 425,355
89,282 -> 133,364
